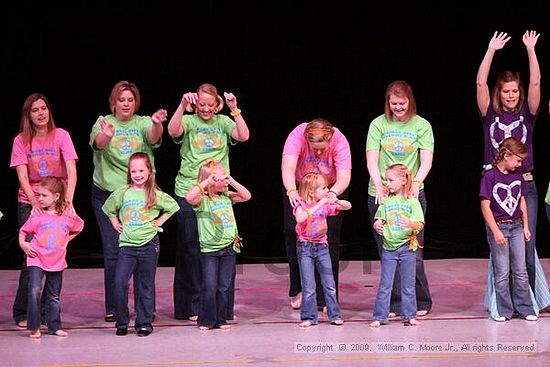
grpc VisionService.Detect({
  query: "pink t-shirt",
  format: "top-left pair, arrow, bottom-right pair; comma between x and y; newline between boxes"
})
10,128 -> 78,204
294,201 -> 339,243
282,123 -> 352,185
21,211 -> 84,271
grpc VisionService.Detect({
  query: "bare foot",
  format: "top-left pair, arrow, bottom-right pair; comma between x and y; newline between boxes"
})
17,320 -> 27,328
198,326 -> 211,331
332,319 -> 344,326
369,320 -> 381,328
29,330 -> 41,339
405,319 -> 420,326
416,310 -> 429,317
299,321 -> 312,328
388,312 -> 399,320
189,315 -> 198,322
290,292 -> 302,309
54,330 -> 68,337
220,324 -> 231,330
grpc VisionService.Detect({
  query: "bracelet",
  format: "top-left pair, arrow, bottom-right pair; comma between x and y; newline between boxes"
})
286,188 -> 298,196
413,178 -> 424,189
328,189 -> 338,196
196,183 -> 205,195
230,108 -> 242,117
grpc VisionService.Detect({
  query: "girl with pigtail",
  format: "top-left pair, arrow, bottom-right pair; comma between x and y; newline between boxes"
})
293,172 -> 351,327
370,163 -> 424,328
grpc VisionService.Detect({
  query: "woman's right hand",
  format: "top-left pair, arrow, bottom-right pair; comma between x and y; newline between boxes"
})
488,31 -> 510,51
374,183 -> 387,205
182,92 -> 198,111
99,117 -> 115,138
288,190 -> 301,208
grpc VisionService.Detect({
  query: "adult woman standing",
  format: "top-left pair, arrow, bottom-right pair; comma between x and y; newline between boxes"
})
90,81 -> 167,322
476,30 -> 550,313
366,80 -> 434,317
281,118 -> 352,311
10,93 -> 78,328
168,83 -> 249,321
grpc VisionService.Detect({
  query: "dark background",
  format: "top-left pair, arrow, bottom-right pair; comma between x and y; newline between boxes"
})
1,1 -> 549,269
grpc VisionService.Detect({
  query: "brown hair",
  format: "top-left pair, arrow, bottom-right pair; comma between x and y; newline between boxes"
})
492,137 -> 527,166
385,163 -> 414,198
108,81 -> 141,114
39,176 -> 67,214
298,172 -> 328,203
19,93 -> 56,144
384,80 -> 417,122
126,152 -> 158,209
491,71 -> 525,114
304,118 -> 334,143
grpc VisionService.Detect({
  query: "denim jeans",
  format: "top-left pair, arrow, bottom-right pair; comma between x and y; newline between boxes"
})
173,195 -> 202,319
12,202 -> 47,324
372,244 -> 417,322
368,191 -> 432,313
297,242 -> 342,324
546,201 -> 550,225
198,245 -> 236,328
114,237 -> 160,331
524,180 -> 538,293
283,188 -> 346,306
27,266 -> 63,333
487,220 -> 534,319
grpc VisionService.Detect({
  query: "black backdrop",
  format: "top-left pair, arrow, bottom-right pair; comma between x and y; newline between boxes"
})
1,1 -> 549,269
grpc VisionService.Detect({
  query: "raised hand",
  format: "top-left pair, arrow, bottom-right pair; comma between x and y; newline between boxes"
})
488,31 -> 511,51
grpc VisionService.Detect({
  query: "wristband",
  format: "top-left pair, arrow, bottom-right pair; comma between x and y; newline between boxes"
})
286,188 -> 298,196
413,178 -> 424,189
196,183 -> 206,195
230,108 -> 242,117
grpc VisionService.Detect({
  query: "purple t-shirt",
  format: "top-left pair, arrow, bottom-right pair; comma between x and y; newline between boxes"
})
482,103 -> 535,173
294,201 -> 339,243
479,167 -> 526,222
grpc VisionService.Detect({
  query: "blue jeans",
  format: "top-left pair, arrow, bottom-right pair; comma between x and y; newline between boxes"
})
284,188 -> 346,306
13,202 -> 46,324
27,266 -> 63,333
114,237 -> 160,331
173,195 -> 202,319
297,242 -> 342,324
524,180 -> 538,293
368,192 -> 432,312
487,220 -> 534,319
198,246 -> 236,328
373,244 -> 417,322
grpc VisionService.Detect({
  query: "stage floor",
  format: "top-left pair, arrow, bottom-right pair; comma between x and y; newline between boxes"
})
1,259 -> 549,367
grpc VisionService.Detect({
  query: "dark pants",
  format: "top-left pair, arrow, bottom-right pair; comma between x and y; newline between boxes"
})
12,203 -> 46,324
283,187 -> 346,307
28,266 -> 63,333
114,237 -> 159,332
524,180 -> 538,294
173,195 -> 235,320
368,191 -> 432,313
91,185 -> 140,317
198,246 -> 236,328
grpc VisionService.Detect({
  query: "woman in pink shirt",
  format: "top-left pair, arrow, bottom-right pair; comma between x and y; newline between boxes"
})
10,93 -> 78,328
281,118 -> 352,311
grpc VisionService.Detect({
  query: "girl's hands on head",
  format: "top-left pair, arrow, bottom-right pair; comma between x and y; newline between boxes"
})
488,31 -> 511,51
152,109 -> 168,125
522,30 -> 540,50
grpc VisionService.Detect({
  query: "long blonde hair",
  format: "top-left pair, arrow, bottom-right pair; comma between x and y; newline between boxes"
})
126,152 -> 159,209
298,173 -> 327,203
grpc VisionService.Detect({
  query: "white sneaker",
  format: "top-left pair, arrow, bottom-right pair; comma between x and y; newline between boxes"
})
493,316 -> 506,322
525,315 -> 538,321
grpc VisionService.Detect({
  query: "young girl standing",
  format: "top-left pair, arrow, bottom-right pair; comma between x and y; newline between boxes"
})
19,176 -> 84,338
370,164 -> 423,328
294,173 -> 350,327
102,152 -> 179,336
480,137 -> 537,322
185,159 -> 251,330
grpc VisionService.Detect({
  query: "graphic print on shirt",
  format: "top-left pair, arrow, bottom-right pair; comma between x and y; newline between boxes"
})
382,131 -> 416,158
493,181 -> 521,216
111,129 -> 144,156
191,127 -> 224,153
490,116 -> 527,149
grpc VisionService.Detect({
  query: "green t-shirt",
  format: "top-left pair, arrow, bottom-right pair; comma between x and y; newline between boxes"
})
194,193 -> 239,253
374,195 -> 424,251
90,114 -> 161,192
365,114 -> 434,197
545,182 -> 550,205
173,114 -> 236,197
102,186 -> 179,247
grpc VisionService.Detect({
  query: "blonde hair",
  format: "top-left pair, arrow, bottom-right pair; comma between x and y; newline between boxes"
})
197,159 -> 227,198
298,173 -> 327,203
492,137 -> 527,166
39,176 -> 67,214
385,163 -> 414,198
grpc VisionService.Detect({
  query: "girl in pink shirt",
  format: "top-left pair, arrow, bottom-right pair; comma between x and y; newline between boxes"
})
19,177 -> 84,338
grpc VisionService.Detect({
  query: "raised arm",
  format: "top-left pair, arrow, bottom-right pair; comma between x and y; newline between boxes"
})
147,109 -> 167,144
224,92 -> 250,142
168,93 -> 196,138
476,31 -> 511,116
523,30 -> 541,115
